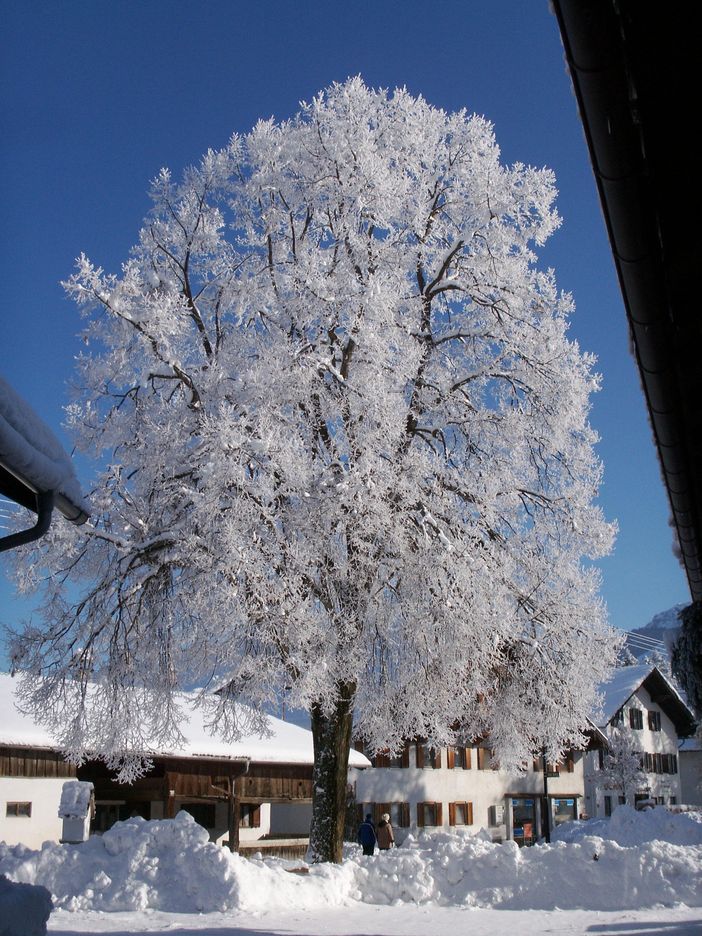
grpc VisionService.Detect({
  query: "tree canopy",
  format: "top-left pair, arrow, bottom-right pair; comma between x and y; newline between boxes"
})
9,78 -> 617,859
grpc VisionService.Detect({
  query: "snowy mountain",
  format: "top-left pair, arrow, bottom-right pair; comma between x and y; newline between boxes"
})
624,603 -> 685,662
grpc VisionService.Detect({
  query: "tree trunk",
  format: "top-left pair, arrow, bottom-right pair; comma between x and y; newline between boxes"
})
307,681 -> 356,863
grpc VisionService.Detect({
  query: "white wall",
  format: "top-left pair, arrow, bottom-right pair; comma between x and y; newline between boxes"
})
0,777 -> 65,848
270,801 -> 312,836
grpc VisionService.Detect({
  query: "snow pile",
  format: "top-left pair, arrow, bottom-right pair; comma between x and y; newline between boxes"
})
58,781 -> 93,819
0,812 -> 356,914
0,874 -> 52,936
356,825 -> 702,910
553,805 -> 702,847
1,810 -> 700,914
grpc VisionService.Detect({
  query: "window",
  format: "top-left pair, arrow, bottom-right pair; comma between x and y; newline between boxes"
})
629,708 -> 643,730
417,802 -> 443,827
6,802 -> 31,817
477,747 -> 497,770
604,795 -> 612,817
389,802 -> 411,828
553,798 -> 577,825
648,711 -> 661,731
416,743 -> 441,769
670,796 -> 677,805
239,803 -> 261,828
446,746 -> 471,769
359,801 -> 410,828
611,709 -> 624,727
448,801 -> 473,826
182,802 -> 216,829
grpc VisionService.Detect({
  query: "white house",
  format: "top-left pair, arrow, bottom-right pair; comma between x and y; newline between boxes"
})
583,665 -> 696,818
0,673 -> 368,853
350,738 -> 594,846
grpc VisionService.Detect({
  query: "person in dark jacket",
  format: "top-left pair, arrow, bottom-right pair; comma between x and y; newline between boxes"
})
357,813 -> 376,855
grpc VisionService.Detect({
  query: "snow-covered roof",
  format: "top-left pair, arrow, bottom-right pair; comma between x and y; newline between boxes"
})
596,665 -> 654,724
0,374 -> 87,519
594,665 -> 696,736
0,674 -> 369,769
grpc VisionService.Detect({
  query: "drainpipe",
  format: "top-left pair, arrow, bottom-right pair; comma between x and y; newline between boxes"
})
0,490 -> 54,552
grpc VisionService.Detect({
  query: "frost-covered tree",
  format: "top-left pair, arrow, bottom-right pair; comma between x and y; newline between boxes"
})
9,78 -> 617,862
598,728 -> 646,805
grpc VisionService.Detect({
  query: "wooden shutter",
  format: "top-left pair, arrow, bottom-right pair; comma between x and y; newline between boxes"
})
356,804 -> 364,825
401,802 -> 410,827
354,739 -> 365,755
415,742 -> 425,769
565,753 -> 574,773
417,803 -> 425,827
435,802 -> 443,826
464,747 -> 471,769
373,802 -> 383,825
402,742 -> 410,768
448,802 -> 456,826
447,747 -> 455,770
252,805 -> 261,828
375,750 -> 390,769
466,801 -> 473,825
478,747 -> 489,770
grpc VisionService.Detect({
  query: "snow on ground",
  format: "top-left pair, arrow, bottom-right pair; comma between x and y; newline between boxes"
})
45,904 -> 702,936
1,807 -> 701,935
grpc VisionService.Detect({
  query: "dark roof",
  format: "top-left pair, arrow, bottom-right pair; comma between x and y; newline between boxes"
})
553,1 -> 702,603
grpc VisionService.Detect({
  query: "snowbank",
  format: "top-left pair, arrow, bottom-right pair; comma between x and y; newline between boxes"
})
0,874 -> 52,936
552,804 -> 702,846
1,809 -> 700,915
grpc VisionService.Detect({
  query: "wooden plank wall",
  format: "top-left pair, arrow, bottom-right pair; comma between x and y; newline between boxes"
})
0,747 -> 77,778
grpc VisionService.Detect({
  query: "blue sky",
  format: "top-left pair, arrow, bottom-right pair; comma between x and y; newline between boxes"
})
0,0 -> 689,653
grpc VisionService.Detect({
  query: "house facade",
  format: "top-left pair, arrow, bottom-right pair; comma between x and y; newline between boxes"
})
582,665 -> 696,818
0,674 -> 368,853
350,739 -> 589,845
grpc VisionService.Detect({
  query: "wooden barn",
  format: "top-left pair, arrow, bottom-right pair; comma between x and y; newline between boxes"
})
0,673 -> 369,856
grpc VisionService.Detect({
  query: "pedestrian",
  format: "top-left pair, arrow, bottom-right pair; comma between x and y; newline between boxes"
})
376,812 -> 395,851
357,812 -> 376,856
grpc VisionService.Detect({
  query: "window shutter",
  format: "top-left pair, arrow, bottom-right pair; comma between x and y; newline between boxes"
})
252,805 -> 261,828
448,802 -> 456,826
356,804 -> 364,825
417,803 -> 425,827
533,757 -> 541,772
566,752 -> 574,773
447,748 -> 455,770
467,802 -> 473,825
401,802 -> 410,827
464,747 -> 472,769
671,754 -> 678,774
436,802 -> 443,826
433,748 -> 441,769
373,802 -> 383,825
415,742 -> 425,769
402,743 -> 410,768
354,739 -> 365,755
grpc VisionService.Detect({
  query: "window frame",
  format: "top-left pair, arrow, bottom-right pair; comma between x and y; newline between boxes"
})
5,801 -> 32,818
